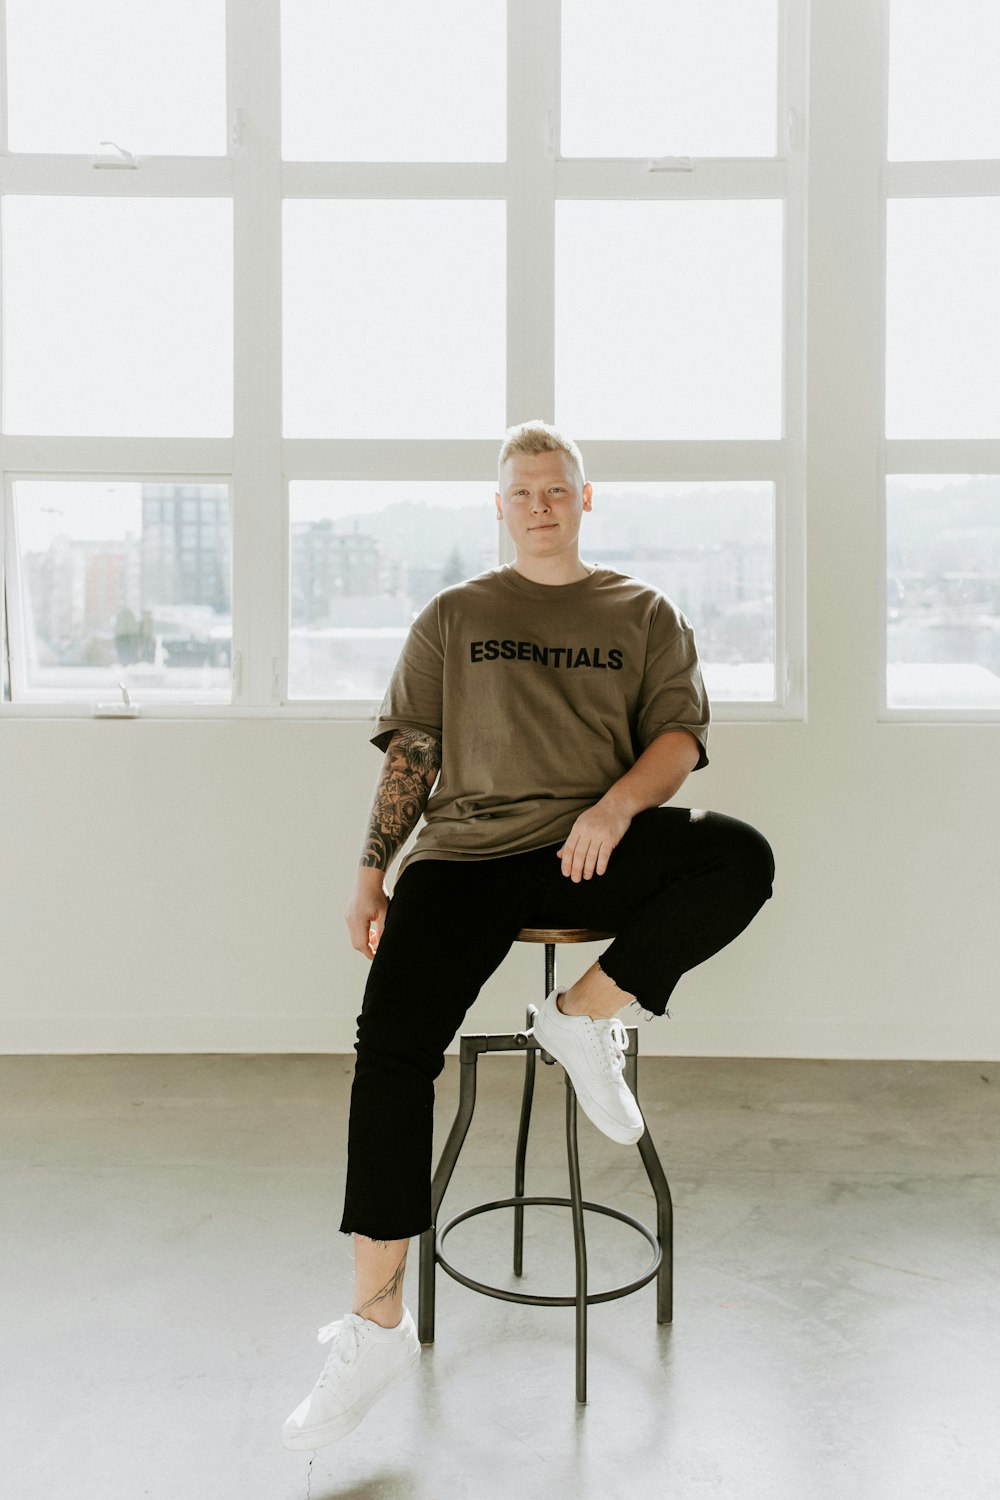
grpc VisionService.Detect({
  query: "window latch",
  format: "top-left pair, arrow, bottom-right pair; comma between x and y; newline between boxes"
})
91,140 -> 138,170
93,680 -> 139,718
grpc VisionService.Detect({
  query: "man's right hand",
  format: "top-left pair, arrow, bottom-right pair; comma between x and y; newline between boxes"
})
346,869 -> 389,960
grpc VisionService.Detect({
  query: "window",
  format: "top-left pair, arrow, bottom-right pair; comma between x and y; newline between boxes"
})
3,197 -> 233,439
886,475 -> 1000,709
577,483 -> 776,702
887,0 -> 1000,162
280,0 -> 507,163
5,0 -> 227,156
282,200 -> 506,439
560,0 -> 779,158
0,1 -> 805,719
883,0 -> 1000,717
5,481 -> 231,703
555,201 -> 784,440
288,481 -> 498,700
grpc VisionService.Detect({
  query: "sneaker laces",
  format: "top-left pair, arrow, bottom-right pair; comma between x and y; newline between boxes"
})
595,1015 -> 628,1079
315,1312 -> 367,1382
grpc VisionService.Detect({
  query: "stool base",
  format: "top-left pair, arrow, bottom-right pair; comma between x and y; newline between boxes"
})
418,987 -> 673,1404
436,1194 -> 662,1305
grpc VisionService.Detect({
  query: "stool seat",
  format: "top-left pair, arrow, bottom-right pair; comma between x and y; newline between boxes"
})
516,926 -> 616,944
418,928 -> 673,1404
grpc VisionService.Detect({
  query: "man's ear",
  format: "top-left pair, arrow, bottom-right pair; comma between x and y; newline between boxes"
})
495,490 -> 503,520
582,482 -> 593,512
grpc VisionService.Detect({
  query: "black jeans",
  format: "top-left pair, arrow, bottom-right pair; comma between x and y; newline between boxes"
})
339,806 -> 775,1241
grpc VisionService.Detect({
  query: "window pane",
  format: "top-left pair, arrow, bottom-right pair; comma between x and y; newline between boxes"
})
4,0 -> 226,155
886,200 -> 1000,439
283,201 -> 505,438
888,0 -> 1000,161
287,479 -> 773,702
587,482 -> 774,701
288,481 -> 499,700
561,0 -> 778,158
11,481 -> 231,701
2,197 -> 233,437
281,0 -> 506,162
887,475 -> 1000,707
555,201 -> 783,439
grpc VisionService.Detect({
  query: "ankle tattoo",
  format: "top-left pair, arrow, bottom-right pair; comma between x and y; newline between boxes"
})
356,1250 -> 407,1317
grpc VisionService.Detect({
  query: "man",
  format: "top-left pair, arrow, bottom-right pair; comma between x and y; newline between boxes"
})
282,420 -> 775,1451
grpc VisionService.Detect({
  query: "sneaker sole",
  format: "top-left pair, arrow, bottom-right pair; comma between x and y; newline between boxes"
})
281,1346 -> 421,1451
532,1014 -> 645,1146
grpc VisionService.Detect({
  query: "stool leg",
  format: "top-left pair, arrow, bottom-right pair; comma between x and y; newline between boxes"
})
512,1012 -> 537,1277
565,1076 -> 588,1404
515,943 -> 556,1272
418,1039 -> 479,1345
624,1046 -> 674,1324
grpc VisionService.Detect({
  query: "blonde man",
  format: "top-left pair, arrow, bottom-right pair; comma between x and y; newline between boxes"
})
282,420 -> 774,1450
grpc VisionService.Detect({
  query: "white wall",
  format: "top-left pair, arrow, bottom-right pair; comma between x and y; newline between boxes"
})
1,712 -> 996,1060
2,1 -> 998,1062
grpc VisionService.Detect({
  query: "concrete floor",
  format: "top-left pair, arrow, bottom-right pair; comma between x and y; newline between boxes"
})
3,1050 -> 999,1500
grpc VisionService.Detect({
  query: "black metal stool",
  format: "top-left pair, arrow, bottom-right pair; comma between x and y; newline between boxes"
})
417,926 -> 674,1403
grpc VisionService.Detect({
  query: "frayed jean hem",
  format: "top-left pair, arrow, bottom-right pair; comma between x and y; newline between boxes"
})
339,1225 -> 432,1242
628,998 -> 670,1022
597,953 -> 670,1021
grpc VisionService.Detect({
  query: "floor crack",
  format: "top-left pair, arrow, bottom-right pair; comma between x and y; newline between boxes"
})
846,1254 -> 951,1282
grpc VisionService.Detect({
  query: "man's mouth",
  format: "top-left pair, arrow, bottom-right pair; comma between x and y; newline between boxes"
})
530,523 -> 557,530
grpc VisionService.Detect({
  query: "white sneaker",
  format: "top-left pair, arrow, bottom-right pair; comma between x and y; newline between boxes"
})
531,987 -> 645,1145
281,1305 -> 421,1451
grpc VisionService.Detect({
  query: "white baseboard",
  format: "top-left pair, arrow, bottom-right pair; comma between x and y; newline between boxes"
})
2,1014 -> 998,1062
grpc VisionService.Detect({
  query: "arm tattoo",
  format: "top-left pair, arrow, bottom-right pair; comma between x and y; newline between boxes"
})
360,728 -> 442,872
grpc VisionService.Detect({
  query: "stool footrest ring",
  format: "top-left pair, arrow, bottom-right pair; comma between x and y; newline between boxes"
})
435,1194 -> 662,1308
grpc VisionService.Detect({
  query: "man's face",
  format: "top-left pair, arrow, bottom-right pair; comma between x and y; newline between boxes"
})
495,450 -> 593,562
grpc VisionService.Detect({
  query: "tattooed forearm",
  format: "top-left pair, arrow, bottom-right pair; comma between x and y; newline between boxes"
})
360,728 -> 442,872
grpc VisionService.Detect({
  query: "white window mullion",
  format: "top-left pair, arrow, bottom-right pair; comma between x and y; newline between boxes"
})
887,161 -> 1000,197
506,0 -> 559,430
574,440 -> 784,481
554,157 -> 787,201
282,440 -> 500,483
281,161 -> 509,201
502,0 -> 562,567
778,0 -> 809,719
230,0 -> 285,706
886,440 -> 1000,475
0,437 -> 232,472
807,0 -> 888,726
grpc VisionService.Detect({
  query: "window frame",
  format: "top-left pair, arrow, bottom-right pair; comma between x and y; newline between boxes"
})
0,0 -> 807,722
879,0 -> 1000,722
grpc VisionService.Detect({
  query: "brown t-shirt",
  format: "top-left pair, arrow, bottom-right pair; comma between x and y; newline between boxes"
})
371,563 -> 711,883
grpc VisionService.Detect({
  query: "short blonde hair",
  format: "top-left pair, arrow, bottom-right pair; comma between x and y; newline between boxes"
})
497,419 -> 586,490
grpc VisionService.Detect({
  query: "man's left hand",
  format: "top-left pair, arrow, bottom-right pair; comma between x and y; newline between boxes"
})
556,798 -> 633,881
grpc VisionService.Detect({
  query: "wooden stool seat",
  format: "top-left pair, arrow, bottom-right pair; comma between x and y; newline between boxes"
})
516,926 -> 616,944
418,928 -> 674,1404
